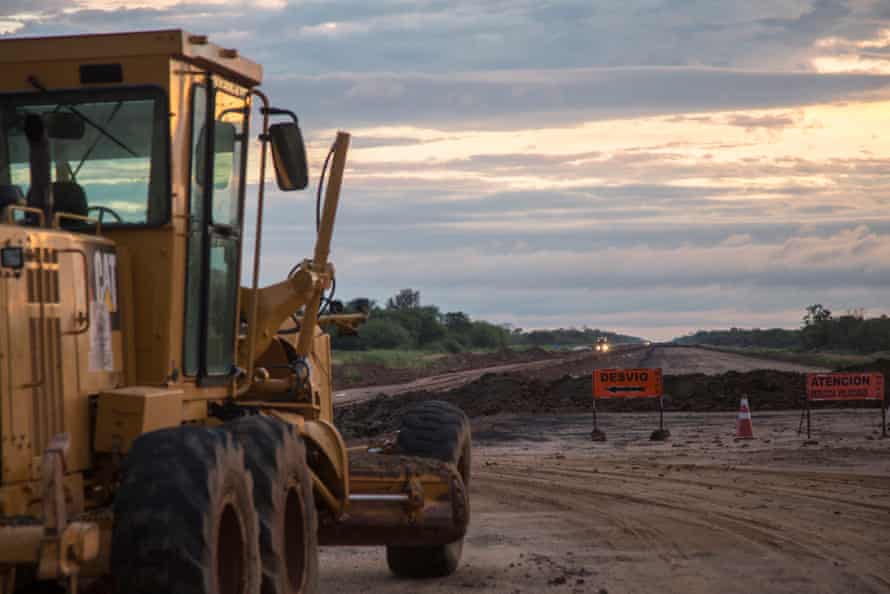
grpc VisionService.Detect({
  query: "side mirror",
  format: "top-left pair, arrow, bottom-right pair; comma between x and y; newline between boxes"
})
45,112 -> 85,140
268,122 -> 308,191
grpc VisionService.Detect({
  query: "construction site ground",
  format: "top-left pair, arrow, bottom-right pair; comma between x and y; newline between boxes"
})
324,346 -> 890,594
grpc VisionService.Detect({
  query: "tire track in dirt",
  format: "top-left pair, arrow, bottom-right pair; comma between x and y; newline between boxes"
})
538,463 -> 890,515
480,460 -> 890,592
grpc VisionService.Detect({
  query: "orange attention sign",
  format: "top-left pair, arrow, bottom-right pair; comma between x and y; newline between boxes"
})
806,373 -> 884,401
593,368 -> 663,399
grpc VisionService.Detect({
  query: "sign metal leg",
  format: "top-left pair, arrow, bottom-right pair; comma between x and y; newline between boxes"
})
591,397 -> 606,441
807,400 -> 812,440
659,396 -> 664,432
882,396 -> 887,439
650,396 -> 670,441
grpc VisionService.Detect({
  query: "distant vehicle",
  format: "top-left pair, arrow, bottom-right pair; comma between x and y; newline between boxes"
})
595,337 -> 610,352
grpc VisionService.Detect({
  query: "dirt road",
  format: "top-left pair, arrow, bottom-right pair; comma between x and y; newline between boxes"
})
333,348 -> 615,405
532,345 -> 828,381
321,410 -> 890,593
335,346 -> 827,406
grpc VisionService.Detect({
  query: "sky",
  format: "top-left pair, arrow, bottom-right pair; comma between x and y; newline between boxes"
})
6,1 -> 890,341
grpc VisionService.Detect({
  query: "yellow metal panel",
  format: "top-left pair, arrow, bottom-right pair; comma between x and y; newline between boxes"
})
94,386 -> 184,453
311,330 -> 333,422
0,227 -> 120,480
102,229 -> 178,385
0,231 -> 34,483
0,30 -> 261,87
0,472 -> 84,517
0,57 -> 170,95
0,30 -> 184,63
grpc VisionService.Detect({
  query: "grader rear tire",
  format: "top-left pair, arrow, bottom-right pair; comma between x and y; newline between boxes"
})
227,415 -> 319,594
111,426 -> 261,594
387,400 -> 471,578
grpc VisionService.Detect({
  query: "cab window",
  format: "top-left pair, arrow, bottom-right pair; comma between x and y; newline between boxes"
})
0,86 -> 169,225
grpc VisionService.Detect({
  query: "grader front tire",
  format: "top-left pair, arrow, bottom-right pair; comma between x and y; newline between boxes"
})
227,415 -> 319,594
110,426 -> 261,594
387,400 -> 471,578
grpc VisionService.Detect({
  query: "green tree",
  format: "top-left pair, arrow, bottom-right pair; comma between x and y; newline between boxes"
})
468,321 -> 508,349
444,311 -> 472,333
359,318 -> 412,349
802,304 -> 832,327
386,288 -> 420,310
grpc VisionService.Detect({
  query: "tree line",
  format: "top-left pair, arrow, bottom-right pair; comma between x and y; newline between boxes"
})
329,288 -> 641,352
674,304 -> 890,353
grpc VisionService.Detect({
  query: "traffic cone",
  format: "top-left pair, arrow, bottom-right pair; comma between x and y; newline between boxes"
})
736,397 -> 754,439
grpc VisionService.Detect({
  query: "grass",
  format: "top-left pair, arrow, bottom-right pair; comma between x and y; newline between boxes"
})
332,349 -> 449,370
701,345 -> 890,370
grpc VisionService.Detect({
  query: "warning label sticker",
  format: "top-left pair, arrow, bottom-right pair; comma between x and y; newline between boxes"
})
806,372 -> 884,401
87,246 -> 117,372
88,300 -> 113,372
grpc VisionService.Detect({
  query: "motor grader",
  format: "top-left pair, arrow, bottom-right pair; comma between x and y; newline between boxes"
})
0,30 -> 471,594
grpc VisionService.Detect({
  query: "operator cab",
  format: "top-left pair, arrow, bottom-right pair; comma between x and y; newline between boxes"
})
0,30 -> 310,392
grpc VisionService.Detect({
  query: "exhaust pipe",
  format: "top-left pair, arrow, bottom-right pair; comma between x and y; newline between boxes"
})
24,113 -> 52,225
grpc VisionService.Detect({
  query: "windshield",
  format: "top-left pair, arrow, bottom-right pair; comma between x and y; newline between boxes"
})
0,86 -> 169,225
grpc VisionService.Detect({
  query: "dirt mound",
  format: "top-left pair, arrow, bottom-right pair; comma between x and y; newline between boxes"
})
335,368 -> 816,439
837,358 -> 890,376
336,373 -> 559,438
333,363 -> 419,389
665,370 -> 806,411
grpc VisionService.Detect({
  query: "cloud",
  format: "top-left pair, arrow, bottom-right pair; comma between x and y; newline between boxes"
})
268,67 -> 890,129
7,0 -> 890,339
724,112 -> 800,129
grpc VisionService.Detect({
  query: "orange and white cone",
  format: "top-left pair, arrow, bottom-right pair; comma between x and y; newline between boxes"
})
736,397 -> 754,439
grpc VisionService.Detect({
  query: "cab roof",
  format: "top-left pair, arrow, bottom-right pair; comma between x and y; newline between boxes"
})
0,29 -> 262,87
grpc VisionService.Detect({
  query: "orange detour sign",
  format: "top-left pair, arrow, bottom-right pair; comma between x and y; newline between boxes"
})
806,373 -> 884,401
590,368 -> 667,442
735,397 -> 754,439
593,368 -> 663,399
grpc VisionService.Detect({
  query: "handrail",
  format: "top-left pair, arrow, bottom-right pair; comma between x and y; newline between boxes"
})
239,88 -> 271,396
57,248 -> 91,335
5,205 -> 45,227
52,212 -> 101,235
20,247 -> 46,389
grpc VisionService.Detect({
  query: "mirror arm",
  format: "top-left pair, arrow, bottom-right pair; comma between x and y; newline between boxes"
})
261,106 -> 298,124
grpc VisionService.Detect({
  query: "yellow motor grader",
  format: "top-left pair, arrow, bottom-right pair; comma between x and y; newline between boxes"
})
0,30 -> 470,594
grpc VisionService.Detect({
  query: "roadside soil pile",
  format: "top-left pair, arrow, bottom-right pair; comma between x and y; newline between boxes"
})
839,357 -> 890,375
336,369 -> 817,438
332,347 -> 557,389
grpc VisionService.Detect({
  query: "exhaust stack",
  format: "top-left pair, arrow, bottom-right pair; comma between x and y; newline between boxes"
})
24,113 -> 52,225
